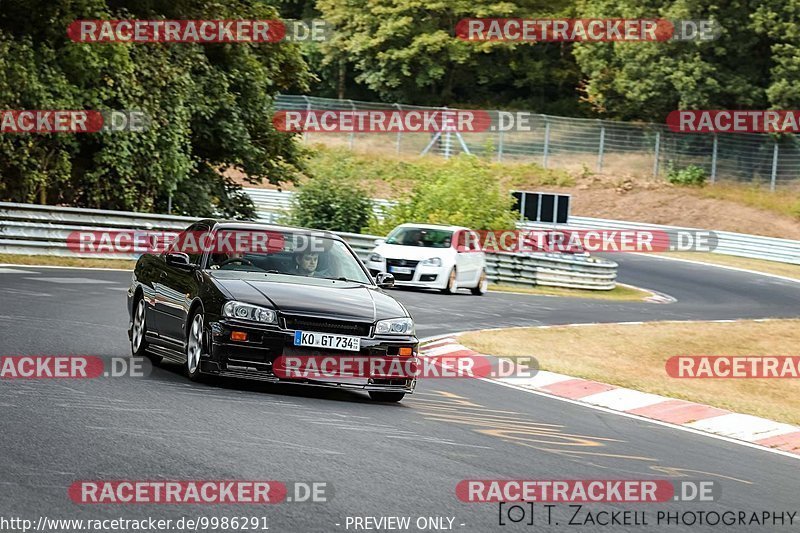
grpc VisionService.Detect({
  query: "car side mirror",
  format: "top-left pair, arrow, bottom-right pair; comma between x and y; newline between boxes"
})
374,239 -> 385,246
375,272 -> 395,288
166,252 -> 194,269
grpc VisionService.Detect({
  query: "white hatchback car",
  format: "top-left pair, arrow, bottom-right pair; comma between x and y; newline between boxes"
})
366,224 -> 488,295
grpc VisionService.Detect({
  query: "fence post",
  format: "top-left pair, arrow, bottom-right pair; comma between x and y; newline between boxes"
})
348,99 -> 355,150
302,95 -> 310,143
771,141 -> 779,192
394,103 -> 402,154
597,121 -> 605,172
497,118 -> 504,162
710,133 -> 718,184
652,130 -> 661,178
542,116 -> 550,168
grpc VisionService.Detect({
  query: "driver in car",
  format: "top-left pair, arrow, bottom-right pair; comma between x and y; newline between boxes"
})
293,250 -> 334,278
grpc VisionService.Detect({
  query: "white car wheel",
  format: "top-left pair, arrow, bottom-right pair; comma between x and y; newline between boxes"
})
471,270 -> 489,295
442,268 -> 458,294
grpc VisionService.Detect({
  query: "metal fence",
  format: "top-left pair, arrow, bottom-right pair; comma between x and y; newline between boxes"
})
275,94 -> 800,190
0,202 -> 619,290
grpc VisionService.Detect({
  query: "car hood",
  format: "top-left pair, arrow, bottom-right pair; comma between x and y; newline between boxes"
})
210,272 -> 408,322
374,243 -> 453,261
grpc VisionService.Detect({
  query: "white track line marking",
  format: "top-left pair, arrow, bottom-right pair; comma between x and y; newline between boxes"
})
634,253 -> 800,284
580,388 -> 670,411
0,263 -> 131,272
0,267 -> 36,274
686,414 -> 799,442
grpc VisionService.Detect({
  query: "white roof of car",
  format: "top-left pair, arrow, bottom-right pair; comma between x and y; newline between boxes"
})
395,223 -> 471,232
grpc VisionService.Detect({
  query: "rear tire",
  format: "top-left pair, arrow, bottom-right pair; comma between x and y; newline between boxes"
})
471,270 -> 488,296
131,296 -> 161,364
441,268 -> 458,295
369,391 -> 406,403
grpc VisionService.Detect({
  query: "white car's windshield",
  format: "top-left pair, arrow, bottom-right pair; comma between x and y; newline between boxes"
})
385,227 -> 453,248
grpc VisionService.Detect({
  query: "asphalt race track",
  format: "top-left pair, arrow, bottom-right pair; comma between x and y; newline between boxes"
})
1,255 -> 799,532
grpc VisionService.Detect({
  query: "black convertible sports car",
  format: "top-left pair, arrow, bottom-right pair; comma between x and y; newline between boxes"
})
126,220 -> 418,402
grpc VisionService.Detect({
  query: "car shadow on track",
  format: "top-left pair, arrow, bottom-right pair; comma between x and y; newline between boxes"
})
150,358 -> 411,407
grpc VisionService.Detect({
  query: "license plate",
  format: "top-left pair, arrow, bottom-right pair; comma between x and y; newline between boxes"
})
389,266 -> 412,274
293,331 -> 361,352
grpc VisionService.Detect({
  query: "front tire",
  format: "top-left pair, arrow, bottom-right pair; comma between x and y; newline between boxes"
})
186,311 -> 206,382
441,268 -> 458,295
471,270 -> 489,296
369,391 -> 406,403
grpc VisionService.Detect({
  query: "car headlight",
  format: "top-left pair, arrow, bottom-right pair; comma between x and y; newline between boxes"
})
375,317 -> 414,335
223,301 -> 277,324
421,257 -> 442,267
369,253 -> 383,262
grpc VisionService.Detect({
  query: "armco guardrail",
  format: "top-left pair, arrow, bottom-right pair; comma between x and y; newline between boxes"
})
486,252 -> 617,290
245,188 -> 800,265
529,218 -> 800,265
0,202 -> 618,290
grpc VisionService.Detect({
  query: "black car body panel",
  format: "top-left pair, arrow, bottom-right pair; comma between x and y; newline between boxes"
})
127,220 -> 418,394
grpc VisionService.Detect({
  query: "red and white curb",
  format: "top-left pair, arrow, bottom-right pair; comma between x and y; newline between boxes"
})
419,335 -> 800,458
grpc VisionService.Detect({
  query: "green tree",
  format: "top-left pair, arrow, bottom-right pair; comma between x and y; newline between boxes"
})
752,0 -> 800,109
0,0 -> 310,218
314,0 -> 582,112
572,0 -> 769,120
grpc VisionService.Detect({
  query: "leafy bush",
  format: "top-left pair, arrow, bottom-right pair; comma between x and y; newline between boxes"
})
368,155 -> 518,235
289,174 -> 374,234
667,165 -> 707,186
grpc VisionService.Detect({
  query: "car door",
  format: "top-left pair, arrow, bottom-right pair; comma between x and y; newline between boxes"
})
467,230 -> 486,283
454,230 -> 478,282
155,223 -> 209,345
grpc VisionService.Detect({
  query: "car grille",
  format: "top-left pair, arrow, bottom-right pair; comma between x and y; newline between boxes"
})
386,258 -> 419,282
282,315 -> 372,337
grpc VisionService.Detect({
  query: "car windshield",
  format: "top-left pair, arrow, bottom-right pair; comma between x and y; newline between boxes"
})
205,229 -> 372,284
385,227 -> 453,248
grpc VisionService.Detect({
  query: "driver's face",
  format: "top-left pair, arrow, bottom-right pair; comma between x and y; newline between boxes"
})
298,253 -> 319,272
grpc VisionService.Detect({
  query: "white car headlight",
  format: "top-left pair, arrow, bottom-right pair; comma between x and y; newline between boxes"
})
369,253 -> 383,262
223,301 -> 277,324
375,317 -> 415,336
421,257 -> 442,267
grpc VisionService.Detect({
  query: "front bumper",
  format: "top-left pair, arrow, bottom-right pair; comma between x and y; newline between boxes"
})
366,260 -> 448,290
203,318 -> 418,393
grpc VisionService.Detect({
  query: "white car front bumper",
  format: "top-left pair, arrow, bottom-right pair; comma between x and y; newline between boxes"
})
366,259 -> 450,290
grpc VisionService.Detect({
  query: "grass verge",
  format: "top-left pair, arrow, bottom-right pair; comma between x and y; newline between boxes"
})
696,183 -> 800,221
654,252 -> 800,281
459,319 -> 800,425
0,254 -> 136,270
489,283 -> 652,301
